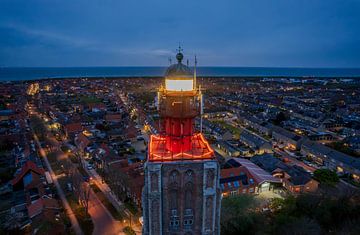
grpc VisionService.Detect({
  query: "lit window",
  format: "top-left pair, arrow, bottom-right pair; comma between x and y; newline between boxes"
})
165,79 -> 193,91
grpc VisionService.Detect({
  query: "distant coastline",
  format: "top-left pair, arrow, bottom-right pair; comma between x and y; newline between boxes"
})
1,66 -> 360,82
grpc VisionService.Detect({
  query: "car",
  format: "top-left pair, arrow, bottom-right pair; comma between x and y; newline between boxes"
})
66,183 -> 73,192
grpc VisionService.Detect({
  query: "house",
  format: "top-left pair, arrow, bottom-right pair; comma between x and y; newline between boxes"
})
92,143 -> 123,171
301,140 -> 360,182
27,198 -> 60,219
216,141 -> 241,157
239,129 -> 273,155
27,198 -> 64,234
251,154 -> 319,194
308,132 -> 335,143
271,125 -> 303,150
105,114 -> 122,123
231,158 -> 282,192
75,132 -> 91,152
64,122 -> 83,139
110,162 -> 144,206
237,114 -> 272,136
221,130 -> 233,141
220,158 -> 281,197
220,166 -> 257,197
12,161 -> 45,192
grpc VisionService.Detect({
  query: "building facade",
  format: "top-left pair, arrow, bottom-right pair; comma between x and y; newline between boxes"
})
142,49 -> 221,235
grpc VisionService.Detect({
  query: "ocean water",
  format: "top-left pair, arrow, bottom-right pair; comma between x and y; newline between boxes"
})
0,66 -> 360,81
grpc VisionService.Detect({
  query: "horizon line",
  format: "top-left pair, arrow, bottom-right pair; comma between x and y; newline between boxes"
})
2,65 -> 360,70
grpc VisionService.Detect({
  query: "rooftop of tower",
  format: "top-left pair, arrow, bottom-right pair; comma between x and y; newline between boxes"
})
164,47 -> 193,79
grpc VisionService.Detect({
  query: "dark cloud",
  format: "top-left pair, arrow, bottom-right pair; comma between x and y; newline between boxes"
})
0,0 -> 359,67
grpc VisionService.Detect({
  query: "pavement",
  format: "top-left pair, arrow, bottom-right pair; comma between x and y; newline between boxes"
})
84,162 -> 143,234
85,164 -> 125,212
87,187 -> 124,235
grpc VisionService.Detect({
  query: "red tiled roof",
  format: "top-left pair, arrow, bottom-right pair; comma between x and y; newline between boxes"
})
27,198 -> 60,218
65,123 -> 83,134
221,167 -> 247,179
99,143 -> 111,156
105,114 -> 122,122
220,166 -> 254,191
75,133 -> 91,150
126,123 -> 137,139
88,103 -> 106,110
11,161 -> 45,186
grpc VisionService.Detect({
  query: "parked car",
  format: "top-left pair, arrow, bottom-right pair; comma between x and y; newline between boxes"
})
66,183 -> 73,192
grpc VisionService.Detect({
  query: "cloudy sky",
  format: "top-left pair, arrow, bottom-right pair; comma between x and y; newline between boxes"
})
0,0 -> 359,67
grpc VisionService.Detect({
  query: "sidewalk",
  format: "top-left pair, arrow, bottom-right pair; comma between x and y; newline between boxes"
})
84,162 -> 125,213
84,161 -> 143,234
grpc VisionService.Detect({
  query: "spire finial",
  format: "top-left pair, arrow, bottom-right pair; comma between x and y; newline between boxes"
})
176,44 -> 184,63
177,42 -> 183,53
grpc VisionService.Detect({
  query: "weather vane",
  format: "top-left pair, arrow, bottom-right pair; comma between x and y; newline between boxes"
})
177,43 -> 183,53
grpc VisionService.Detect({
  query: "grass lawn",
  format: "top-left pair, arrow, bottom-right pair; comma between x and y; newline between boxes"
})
212,120 -> 241,137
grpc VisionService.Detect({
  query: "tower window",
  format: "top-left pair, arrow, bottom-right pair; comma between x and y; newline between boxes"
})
170,209 -> 179,230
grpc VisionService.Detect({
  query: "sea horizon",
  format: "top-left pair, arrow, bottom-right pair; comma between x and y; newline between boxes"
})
1,66 -> 360,81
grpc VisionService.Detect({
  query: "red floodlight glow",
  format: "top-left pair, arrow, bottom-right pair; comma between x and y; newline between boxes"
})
148,133 -> 214,162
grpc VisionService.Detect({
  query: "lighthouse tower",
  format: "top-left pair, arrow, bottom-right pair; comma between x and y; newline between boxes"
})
142,48 -> 221,235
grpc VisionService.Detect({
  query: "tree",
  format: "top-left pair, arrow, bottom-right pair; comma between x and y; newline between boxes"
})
313,169 -> 339,186
123,226 -> 136,235
277,217 -> 321,235
220,195 -> 264,235
80,182 -> 91,214
272,111 -> 288,125
106,166 -> 130,202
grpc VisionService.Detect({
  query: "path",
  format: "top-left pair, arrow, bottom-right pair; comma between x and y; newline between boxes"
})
34,134 -> 83,235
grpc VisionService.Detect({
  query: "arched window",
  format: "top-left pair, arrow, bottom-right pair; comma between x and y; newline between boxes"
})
184,182 -> 193,209
184,169 -> 194,183
170,188 -> 178,210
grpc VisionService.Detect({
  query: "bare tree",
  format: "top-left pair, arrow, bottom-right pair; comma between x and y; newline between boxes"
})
106,166 -> 130,202
80,182 -> 91,214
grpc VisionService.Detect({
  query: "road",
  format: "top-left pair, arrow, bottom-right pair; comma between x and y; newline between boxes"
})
84,162 -> 143,234
34,134 -> 83,235
87,187 -> 124,235
32,108 -> 126,235
85,165 -> 124,211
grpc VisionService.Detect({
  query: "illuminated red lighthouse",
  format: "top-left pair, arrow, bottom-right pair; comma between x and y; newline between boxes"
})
143,48 -> 221,235
149,48 -> 214,161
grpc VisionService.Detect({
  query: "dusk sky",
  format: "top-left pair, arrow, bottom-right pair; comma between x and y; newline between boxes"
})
1,0 -> 359,67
